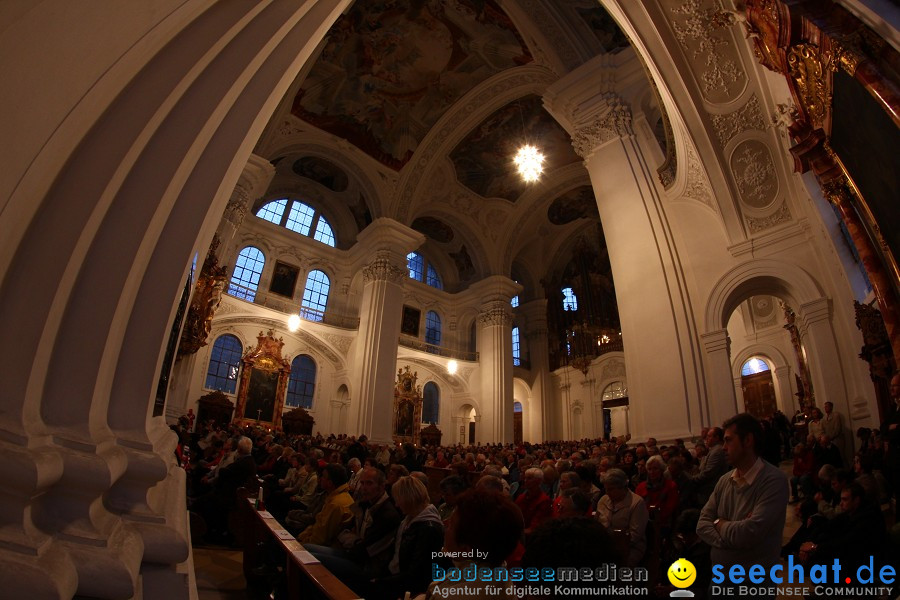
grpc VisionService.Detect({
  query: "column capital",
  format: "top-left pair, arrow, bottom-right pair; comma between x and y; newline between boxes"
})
544,51 -> 643,159
478,300 -> 512,327
362,250 -> 407,284
571,101 -> 633,159
224,154 -> 275,227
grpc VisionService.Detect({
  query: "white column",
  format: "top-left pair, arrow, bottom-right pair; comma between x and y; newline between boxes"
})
472,276 -> 519,443
520,299 -> 553,441
701,329 -> 739,425
798,298 -> 850,413
349,219 -> 424,443
545,56 -> 706,441
774,365 -> 796,415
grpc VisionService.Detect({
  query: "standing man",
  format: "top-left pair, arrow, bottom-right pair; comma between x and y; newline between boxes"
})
821,401 -> 845,465
690,427 -> 728,506
697,413 -> 789,598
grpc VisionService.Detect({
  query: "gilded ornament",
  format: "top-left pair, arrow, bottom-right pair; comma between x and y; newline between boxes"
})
787,44 -> 834,129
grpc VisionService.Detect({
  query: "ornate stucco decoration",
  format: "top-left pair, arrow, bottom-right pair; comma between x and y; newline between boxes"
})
322,333 -> 353,357
362,253 -> 406,284
223,186 -> 251,228
178,236 -> 228,357
601,359 -> 625,380
668,0 -> 745,100
478,302 -> 512,327
572,101 -> 633,159
710,94 -> 767,148
730,140 -> 778,209
746,201 -> 791,233
682,145 -> 715,208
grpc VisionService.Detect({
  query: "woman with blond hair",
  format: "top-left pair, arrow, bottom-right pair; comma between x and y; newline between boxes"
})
371,476 -> 444,600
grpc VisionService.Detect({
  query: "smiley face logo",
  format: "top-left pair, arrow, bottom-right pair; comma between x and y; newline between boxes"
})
667,558 -> 696,588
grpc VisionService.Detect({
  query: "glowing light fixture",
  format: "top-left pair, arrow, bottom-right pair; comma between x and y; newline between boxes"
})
447,360 -> 458,375
287,314 -> 301,332
514,144 -> 544,182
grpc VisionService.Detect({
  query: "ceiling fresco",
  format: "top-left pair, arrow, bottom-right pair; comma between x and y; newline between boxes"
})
411,216 -> 455,243
292,0 -> 532,170
292,156 -> 349,192
547,185 -> 599,225
450,95 -> 581,201
575,3 -> 631,53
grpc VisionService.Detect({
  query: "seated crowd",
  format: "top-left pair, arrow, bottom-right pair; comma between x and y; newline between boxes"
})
177,406 -> 899,599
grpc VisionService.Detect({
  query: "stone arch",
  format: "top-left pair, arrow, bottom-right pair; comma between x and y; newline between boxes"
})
704,259 -> 824,332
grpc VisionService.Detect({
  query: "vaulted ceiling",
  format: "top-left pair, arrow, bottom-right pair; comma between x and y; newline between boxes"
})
256,0 -> 662,300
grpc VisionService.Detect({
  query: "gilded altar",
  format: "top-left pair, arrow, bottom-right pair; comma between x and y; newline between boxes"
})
393,366 -> 422,446
233,330 -> 291,429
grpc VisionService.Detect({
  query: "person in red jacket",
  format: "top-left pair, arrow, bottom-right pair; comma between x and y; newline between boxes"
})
635,455 -> 679,535
515,467 -> 552,536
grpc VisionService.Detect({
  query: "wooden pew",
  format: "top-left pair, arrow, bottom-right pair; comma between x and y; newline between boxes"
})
241,498 -> 360,600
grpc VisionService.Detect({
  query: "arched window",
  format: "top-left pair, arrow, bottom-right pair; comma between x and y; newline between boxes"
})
422,382 -> 440,424
257,198 -> 287,224
286,354 -> 316,408
562,287 -> 578,311
407,252 -> 442,289
205,334 -> 243,393
601,381 -> 627,401
301,269 -> 330,321
229,246 -> 265,301
511,295 -> 519,308
255,198 -> 336,247
426,263 -> 443,290
514,401 -> 523,413
407,252 -> 425,281
512,326 -> 521,366
425,310 -> 442,349
741,357 -> 771,376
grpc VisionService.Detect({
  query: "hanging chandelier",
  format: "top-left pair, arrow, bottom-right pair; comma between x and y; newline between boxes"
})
514,144 -> 544,182
566,320 -> 621,376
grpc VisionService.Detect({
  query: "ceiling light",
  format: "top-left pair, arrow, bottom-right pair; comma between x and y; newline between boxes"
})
514,144 -> 544,182
447,360 -> 458,375
287,314 -> 301,332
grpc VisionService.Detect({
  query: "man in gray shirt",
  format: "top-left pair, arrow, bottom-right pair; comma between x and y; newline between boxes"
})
697,413 -> 789,598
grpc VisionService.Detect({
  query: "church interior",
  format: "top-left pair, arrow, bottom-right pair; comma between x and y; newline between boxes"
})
1,0 -> 899,598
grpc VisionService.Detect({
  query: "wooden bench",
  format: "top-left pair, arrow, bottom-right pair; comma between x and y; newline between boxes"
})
241,498 -> 360,599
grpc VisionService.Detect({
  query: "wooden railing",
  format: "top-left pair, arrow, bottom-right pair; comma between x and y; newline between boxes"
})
240,499 -> 359,600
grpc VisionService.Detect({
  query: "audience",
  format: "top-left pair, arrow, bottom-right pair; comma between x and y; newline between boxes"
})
184,406 -> 898,599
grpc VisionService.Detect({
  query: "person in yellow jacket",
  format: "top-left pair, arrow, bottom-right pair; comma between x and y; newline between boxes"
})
298,463 -> 354,546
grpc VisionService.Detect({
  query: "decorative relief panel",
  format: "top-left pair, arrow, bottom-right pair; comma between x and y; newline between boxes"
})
729,139 -> 778,209
746,201 -> 792,233
601,359 -> 625,380
710,94 -> 767,148
682,145 -> 715,208
322,333 -> 353,357
667,0 -> 746,102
